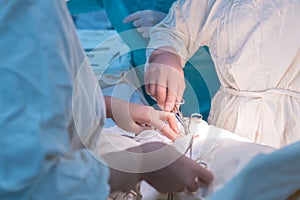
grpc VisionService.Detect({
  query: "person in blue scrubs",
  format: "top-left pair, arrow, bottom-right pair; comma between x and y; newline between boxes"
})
0,0 -> 214,199
67,0 -> 220,120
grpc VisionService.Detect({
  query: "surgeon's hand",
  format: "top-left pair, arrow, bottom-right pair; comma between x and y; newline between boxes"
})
141,144 -> 214,193
104,96 -> 179,140
145,49 -> 185,112
123,10 -> 167,38
106,142 -> 214,193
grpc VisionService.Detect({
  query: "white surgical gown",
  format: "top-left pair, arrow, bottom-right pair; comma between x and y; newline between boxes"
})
0,0 -> 109,199
148,0 -> 300,148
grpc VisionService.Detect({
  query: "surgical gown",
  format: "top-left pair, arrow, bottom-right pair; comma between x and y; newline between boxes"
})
148,0 -> 300,148
0,0 -> 109,199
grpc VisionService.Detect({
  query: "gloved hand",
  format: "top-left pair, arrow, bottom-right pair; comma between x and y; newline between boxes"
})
123,10 -> 167,38
145,49 -> 185,112
106,142 -> 214,193
105,96 -> 180,140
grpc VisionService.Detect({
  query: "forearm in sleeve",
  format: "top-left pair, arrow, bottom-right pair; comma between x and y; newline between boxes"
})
147,0 -> 210,67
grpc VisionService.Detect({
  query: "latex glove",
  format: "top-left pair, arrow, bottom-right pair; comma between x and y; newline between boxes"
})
106,142 -> 214,193
105,96 -> 180,140
123,10 -> 167,38
145,49 -> 185,112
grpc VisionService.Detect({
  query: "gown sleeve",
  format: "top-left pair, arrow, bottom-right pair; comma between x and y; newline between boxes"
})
147,0 -> 214,66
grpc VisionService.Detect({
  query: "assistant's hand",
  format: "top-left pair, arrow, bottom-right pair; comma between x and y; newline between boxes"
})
123,10 -> 167,38
143,153 -> 213,193
145,49 -> 185,112
106,142 -> 213,193
105,96 -> 179,140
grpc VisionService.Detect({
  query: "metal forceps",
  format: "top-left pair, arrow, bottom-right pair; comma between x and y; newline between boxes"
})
171,99 -> 194,158
109,184 -> 142,200
168,100 -> 195,200
173,101 -> 189,134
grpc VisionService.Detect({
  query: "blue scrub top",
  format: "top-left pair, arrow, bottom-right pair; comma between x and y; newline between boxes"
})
0,0 -> 109,199
68,0 -> 175,67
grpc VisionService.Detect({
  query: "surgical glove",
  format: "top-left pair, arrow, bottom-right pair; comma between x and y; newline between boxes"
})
105,96 -> 180,140
123,10 -> 167,38
141,143 -> 213,193
145,49 -> 185,112
105,142 -> 214,193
